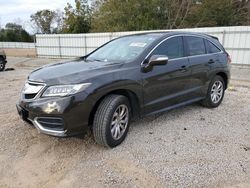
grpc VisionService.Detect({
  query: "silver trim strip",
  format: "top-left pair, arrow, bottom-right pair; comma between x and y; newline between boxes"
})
22,81 -> 46,100
28,117 -> 66,137
141,34 -> 223,65
23,83 -> 44,94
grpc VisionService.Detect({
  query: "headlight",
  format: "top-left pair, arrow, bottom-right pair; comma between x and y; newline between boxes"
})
42,83 -> 91,97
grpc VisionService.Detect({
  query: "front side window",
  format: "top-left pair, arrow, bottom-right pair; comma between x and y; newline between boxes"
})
186,36 -> 206,56
205,40 -> 221,53
151,36 -> 184,59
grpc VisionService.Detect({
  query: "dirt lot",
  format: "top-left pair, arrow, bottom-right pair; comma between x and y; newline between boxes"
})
2,48 -> 37,57
0,57 -> 249,188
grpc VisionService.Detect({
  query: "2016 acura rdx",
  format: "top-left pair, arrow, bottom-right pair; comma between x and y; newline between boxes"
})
17,32 -> 231,147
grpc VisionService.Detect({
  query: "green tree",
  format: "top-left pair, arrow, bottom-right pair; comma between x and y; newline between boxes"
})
185,0 -> 250,27
91,0 -> 194,32
0,23 -> 33,42
63,0 -> 91,33
30,9 -> 57,34
91,0 -> 250,32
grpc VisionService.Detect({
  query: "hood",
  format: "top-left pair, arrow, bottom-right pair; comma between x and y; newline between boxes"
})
28,59 -> 124,85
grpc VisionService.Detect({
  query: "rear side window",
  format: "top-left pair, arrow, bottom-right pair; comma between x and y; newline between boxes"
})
205,40 -> 221,53
186,36 -> 206,56
152,36 -> 184,59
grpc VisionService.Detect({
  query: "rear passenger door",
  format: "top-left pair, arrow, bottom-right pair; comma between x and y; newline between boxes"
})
184,36 -> 214,98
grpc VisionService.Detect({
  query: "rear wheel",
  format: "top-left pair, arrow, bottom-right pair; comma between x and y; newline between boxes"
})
202,75 -> 225,108
0,57 -> 5,71
93,95 -> 131,148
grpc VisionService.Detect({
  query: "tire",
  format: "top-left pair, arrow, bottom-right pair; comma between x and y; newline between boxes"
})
201,75 -> 225,108
0,57 -> 5,72
93,95 -> 131,148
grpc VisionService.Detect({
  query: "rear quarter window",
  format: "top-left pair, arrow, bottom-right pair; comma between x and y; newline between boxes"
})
186,36 -> 206,56
205,39 -> 221,53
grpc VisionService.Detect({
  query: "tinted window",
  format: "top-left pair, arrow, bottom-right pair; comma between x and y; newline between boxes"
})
186,36 -> 206,56
205,40 -> 221,53
152,37 -> 184,59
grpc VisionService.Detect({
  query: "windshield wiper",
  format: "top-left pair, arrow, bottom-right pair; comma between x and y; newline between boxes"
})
86,58 -> 109,62
86,58 -> 103,62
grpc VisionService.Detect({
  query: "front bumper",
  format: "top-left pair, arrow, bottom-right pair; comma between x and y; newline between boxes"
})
17,92 -> 94,137
17,106 -> 66,136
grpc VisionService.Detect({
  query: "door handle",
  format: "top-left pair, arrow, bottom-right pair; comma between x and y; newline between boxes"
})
178,65 -> 187,72
208,59 -> 215,64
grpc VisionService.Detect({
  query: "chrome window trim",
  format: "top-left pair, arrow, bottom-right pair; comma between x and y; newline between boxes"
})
141,34 -> 223,65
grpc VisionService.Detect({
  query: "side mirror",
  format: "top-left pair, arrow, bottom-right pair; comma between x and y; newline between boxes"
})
142,55 -> 169,72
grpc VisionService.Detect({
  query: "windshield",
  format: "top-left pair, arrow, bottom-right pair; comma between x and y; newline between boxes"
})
86,35 -> 159,62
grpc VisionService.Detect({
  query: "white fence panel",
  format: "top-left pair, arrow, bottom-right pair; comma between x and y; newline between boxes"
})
36,26 -> 250,65
0,42 -> 35,49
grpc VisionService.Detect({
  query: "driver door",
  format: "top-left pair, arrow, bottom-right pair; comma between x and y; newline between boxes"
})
142,36 -> 193,115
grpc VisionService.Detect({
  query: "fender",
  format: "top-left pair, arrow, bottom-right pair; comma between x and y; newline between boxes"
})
86,79 -> 143,108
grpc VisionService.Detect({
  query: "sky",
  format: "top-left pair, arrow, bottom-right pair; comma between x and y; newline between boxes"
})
0,0 -> 75,32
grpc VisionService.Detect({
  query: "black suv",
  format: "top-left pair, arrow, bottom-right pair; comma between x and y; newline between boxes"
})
17,32 -> 231,147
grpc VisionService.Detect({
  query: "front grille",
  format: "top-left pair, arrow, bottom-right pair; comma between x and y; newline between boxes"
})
22,81 -> 45,100
24,94 -> 37,99
36,117 -> 64,131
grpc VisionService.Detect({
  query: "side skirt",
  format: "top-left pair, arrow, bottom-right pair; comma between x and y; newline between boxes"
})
143,97 -> 205,117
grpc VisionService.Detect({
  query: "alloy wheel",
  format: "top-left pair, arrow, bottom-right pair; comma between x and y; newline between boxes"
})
211,80 -> 224,104
110,104 -> 129,140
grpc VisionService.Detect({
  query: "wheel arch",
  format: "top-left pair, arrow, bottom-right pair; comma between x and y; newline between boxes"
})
88,89 -> 141,127
216,72 -> 229,89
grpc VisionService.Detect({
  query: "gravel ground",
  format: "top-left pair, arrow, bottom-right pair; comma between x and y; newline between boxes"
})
0,57 -> 249,188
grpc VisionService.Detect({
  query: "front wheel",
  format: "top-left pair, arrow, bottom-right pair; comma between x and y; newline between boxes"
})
93,95 -> 131,148
201,75 -> 225,108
